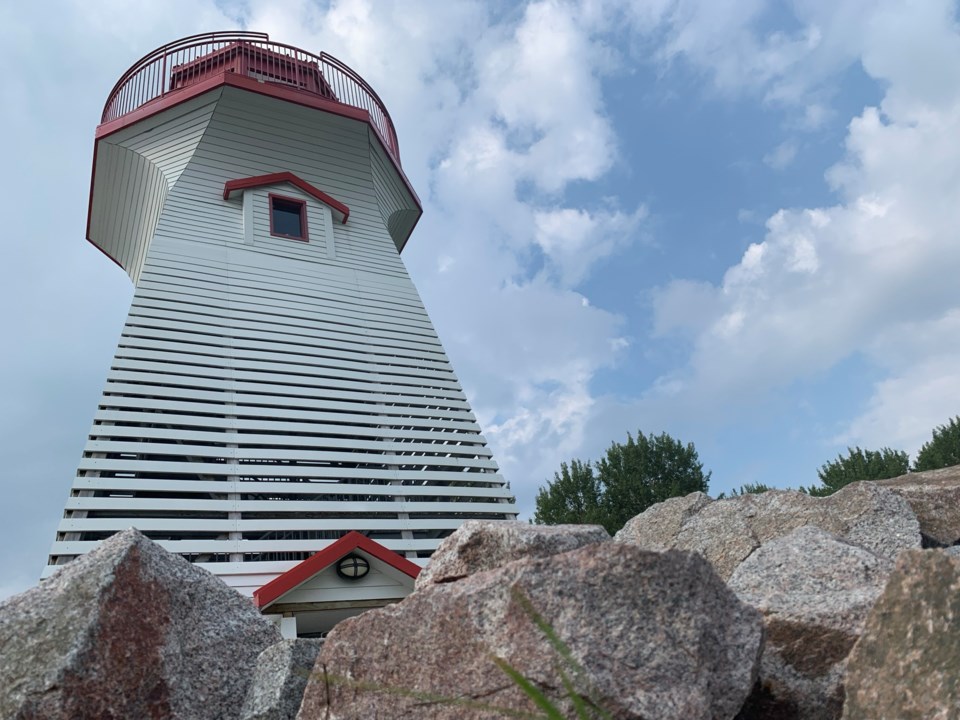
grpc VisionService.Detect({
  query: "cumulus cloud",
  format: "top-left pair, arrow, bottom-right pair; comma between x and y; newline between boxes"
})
533,205 -> 647,286
649,0 -> 960,447
839,308 -> 960,455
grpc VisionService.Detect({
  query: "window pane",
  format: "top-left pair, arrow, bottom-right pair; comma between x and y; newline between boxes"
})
272,198 -> 304,238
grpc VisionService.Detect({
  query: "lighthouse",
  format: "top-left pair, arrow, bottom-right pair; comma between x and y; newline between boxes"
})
45,32 -> 517,598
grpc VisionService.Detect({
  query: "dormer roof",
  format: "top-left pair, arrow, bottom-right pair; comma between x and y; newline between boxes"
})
253,531 -> 421,610
223,172 -> 350,224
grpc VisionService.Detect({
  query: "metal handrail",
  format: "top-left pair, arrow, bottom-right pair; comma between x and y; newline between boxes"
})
101,31 -> 400,164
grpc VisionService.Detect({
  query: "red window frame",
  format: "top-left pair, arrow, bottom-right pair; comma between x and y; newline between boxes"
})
268,193 -> 309,241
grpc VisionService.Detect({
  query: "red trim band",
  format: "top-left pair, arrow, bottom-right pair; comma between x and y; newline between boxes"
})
93,70 -> 422,214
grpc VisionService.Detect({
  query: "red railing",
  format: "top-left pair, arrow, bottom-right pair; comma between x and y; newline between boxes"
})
101,31 -> 401,164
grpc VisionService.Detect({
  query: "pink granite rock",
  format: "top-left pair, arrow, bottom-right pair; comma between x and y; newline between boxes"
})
416,519 -> 609,588
299,543 -> 763,720
0,529 -> 280,720
616,483 -> 921,579
730,526 -> 893,720
842,550 -> 960,720
876,465 -> 960,546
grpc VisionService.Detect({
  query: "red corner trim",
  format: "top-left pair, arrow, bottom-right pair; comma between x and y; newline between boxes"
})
223,172 -> 350,224
253,531 -> 421,609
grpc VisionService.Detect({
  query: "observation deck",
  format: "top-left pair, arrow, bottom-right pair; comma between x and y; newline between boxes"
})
98,31 -> 402,167
88,31 -> 421,277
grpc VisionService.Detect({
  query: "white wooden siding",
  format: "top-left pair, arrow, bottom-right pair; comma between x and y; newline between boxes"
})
50,82 -> 516,591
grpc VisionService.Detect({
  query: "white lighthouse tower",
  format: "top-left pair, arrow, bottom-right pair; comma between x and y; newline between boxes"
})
45,32 -> 517,597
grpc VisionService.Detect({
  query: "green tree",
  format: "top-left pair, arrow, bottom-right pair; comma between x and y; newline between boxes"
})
532,459 -> 604,526
804,446 -> 909,497
913,416 -> 960,471
534,431 -> 710,535
716,482 -> 773,499
597,432 -> 710,532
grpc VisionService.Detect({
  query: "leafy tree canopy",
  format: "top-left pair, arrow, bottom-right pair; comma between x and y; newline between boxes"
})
532,459 -> 604,527
803,446 -> 909,497
716,482 -> 773,500
913,416 -> 960,472
533,431 -> 710,535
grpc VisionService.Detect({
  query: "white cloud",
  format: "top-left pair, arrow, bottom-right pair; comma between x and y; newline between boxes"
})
839,354 -> 960,457
839,309 -> 960,455
652,279 -> 720,338
533,205 -> 647,286
763,139 -> 798,170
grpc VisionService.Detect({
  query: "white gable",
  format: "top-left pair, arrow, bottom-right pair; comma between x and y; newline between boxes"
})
269,550 -> 415,607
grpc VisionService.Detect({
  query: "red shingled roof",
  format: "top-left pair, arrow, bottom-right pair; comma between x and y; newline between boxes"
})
253,531 -> 421,609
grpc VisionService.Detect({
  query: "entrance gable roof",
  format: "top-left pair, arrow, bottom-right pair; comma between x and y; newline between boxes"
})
253,531 -> 421,609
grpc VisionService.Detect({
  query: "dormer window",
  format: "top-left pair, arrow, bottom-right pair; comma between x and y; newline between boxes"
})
269,194 -> 308,241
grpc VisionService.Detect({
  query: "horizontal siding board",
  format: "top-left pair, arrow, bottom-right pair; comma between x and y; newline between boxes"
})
52,538 -> 449,556
65,498 -> 509,513
76,458 -> 503,483
71,477 -> 514,499
96,400 -> 479,428
87,426 -> 492,456
92,410 -> 489,442
57,518 -> 487,533
96,392 -> 481,424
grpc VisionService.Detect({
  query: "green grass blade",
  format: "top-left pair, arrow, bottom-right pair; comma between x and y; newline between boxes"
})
491,656 -> 566,720
510,588 -> 615,720
511,588 -> 582,678
558,666 -> 592,720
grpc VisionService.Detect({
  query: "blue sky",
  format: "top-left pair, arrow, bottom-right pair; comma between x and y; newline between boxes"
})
3,0 -> 960,600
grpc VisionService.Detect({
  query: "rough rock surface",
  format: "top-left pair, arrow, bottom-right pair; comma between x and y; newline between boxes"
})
613,491 -> 712,549
615,482 -> 921,579
0,528 -> 281,720
416,519 -> 609,588
241,639 -> 324,720
842,550 -> 960,720
876,465 -> 960,546
729,527 -> 893,720
299,543 -> 763,720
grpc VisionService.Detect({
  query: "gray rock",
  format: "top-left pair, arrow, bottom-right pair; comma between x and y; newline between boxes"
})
613,491 -> 712,549
842,549 -> 960,720
615,482 -> 921,579
876,465 -> 960,546
298,543 -> 763,720
673,498 -> 762,579
241,639 -> 324,720
416,519 -> 609,588
729,526 -> 893,720
0,528 -> 281,720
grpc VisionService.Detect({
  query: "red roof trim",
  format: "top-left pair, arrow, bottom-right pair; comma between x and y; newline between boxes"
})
87,71 -> 423,273
253,531 -> 421,609
92,72 -> 422,239
224,172 -> 350,224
